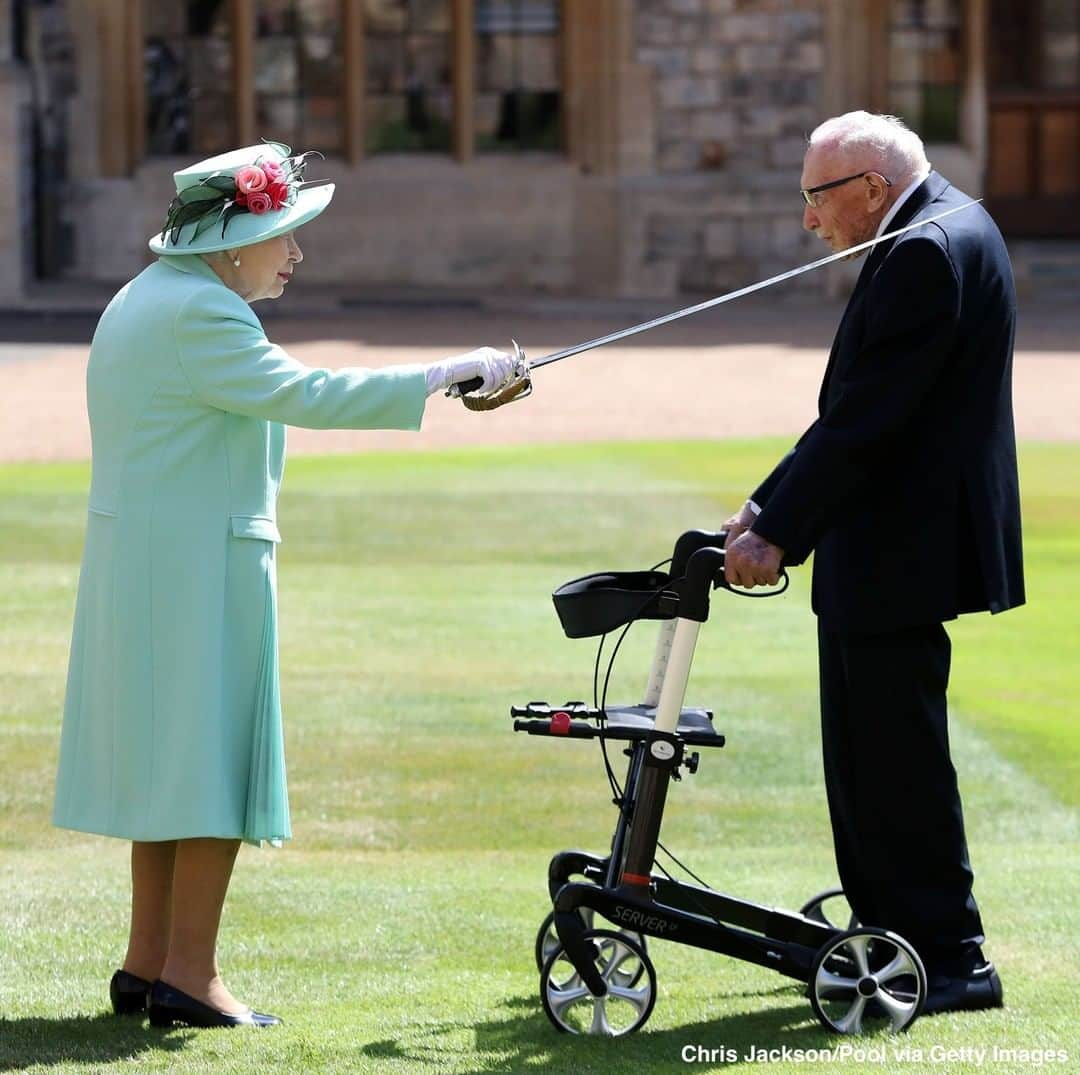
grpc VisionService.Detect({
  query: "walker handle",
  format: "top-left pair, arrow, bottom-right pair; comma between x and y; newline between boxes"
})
670,530 -> 729,577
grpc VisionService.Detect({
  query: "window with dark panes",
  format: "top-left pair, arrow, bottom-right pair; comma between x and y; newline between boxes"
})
991,0 -> 1080,91
887,0 -> 963,143
144,0 -> 234,156
475,0 -> 561,151
255,0 -> 344,154
365,0 -> 453,153
1042,0 -> 1080,90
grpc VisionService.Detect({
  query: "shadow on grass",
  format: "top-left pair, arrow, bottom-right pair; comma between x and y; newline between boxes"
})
0,1014 -> 191,1071
360,986 -> 853,1074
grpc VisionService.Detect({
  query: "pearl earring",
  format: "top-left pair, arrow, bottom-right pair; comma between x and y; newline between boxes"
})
233,255 -> 241,267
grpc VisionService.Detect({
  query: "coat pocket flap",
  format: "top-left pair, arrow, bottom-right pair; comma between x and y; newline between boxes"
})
230,515 -> 282,543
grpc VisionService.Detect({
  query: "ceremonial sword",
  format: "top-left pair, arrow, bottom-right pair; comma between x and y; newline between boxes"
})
453,199 -> 981,408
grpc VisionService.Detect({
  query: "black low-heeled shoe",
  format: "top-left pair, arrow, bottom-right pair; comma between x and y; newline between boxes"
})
110,969 -> 153,1015
147,979 -> 282,1028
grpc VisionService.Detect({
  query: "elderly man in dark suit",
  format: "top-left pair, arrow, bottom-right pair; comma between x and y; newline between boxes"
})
724,111 -> 1024,1015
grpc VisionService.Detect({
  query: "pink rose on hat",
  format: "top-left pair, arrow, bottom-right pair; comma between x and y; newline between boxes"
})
265,179 -> 290,210
245,191 -> 273,215
235,165 -> 268,194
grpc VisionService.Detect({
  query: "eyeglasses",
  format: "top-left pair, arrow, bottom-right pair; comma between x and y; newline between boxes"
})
800,171 -> 892,208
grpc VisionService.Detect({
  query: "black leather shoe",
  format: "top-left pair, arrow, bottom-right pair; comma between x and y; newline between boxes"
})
110,969 -> 152,1015
148,979 -> 282,1028
922,963 -> 1004,1015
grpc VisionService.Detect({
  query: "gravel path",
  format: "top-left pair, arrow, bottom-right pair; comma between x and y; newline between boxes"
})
1,295 -> 1076,462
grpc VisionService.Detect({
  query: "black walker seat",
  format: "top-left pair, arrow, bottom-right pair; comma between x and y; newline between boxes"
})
512,530 -> 928,1038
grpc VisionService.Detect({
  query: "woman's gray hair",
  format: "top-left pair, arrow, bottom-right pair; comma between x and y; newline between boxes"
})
808,111 -> 930,183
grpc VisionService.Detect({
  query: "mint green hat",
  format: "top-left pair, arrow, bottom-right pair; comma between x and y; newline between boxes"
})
148,141 -> 334,256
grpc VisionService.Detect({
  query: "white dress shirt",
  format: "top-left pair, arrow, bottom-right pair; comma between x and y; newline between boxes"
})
875,166 -> 932,238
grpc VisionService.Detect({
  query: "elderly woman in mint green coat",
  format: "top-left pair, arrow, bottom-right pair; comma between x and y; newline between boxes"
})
52,143 -> 522,1029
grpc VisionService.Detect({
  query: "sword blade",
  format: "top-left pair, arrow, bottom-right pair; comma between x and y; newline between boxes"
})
529,200 -> 981,370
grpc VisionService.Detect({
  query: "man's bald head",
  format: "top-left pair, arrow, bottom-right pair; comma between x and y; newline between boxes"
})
808,112 -> 929,187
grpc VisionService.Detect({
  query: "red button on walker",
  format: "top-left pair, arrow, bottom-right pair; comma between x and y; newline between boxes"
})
550,711 -> 571,735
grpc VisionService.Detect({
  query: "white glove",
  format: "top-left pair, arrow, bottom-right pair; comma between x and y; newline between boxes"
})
424,347 -> 517,397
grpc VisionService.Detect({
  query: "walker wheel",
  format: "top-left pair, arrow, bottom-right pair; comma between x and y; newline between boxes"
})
535,909 -> 647,986
799,887 -> 860,930
540,928 -> 657,1036
809,927 -> 926,1034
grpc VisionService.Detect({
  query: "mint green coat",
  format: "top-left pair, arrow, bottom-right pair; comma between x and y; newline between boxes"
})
53,254 -> 427,845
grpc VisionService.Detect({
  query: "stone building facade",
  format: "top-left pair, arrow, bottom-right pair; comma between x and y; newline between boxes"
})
1,0 -> 1077,303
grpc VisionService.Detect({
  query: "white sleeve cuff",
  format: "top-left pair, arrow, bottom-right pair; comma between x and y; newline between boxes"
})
424,361 -> 450,396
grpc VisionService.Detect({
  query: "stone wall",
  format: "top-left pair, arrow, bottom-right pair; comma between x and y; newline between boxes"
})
632,0 -> 827,293
63,153 -> 578,293
65,154 -> 579,293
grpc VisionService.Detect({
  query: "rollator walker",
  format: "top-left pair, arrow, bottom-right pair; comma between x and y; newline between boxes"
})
511,529 -> 928,1037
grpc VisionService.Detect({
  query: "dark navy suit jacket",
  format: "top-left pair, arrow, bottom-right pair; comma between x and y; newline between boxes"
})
751,172 -> 1025,633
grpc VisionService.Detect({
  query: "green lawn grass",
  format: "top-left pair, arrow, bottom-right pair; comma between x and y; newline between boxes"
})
0,440 -> 1077,1074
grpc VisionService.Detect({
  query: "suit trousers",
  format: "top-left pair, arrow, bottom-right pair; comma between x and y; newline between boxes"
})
817,621 -> 985,976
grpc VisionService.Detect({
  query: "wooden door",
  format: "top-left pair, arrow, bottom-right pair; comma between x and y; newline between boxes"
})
987,0 -> 1080,236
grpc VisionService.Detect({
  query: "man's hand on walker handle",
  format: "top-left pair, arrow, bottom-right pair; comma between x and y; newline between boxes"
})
722,501 -> 759,548
724,530 -> 784,589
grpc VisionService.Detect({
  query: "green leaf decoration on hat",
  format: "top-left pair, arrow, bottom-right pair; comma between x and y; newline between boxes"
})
204,175 -> 238,193
177,185 -> 225,204
215,202 -> 248,240
161,172 -> 239,245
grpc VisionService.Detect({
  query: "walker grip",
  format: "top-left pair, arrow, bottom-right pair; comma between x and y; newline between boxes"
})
670,530 -> 728,576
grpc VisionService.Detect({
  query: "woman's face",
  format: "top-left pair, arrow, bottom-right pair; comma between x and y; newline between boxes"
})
225,232 -> 304,302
